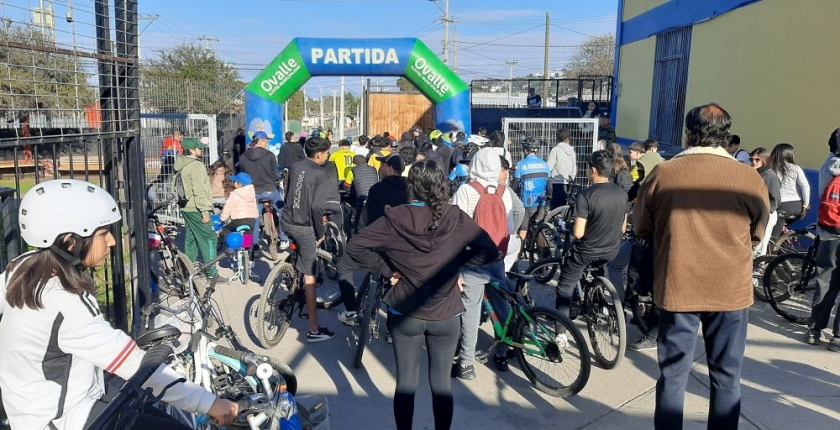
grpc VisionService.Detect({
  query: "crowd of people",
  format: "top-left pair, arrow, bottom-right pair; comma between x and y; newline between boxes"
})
5,101 -> 840,430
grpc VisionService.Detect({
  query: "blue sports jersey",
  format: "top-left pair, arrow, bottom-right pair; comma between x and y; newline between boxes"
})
515,154 -> 551,208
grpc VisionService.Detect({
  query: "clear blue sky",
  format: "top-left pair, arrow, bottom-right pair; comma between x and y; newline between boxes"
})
0,0 -> 618,96
138,0 -> 618,93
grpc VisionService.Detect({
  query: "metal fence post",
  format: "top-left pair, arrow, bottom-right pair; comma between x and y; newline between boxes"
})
0,188 -> 20,271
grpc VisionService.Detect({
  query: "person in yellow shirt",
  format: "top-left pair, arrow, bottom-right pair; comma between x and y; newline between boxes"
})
367,136 -> 392,173
328,139 -> 357,184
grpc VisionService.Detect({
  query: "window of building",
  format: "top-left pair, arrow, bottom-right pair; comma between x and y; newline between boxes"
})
649,26 -> 693,146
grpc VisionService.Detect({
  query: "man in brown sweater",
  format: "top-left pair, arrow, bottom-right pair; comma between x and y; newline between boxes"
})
635,103 -> 769,430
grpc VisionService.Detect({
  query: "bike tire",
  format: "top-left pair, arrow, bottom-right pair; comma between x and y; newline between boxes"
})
584,277 -> 626,370
325,221 -> 345,259
513,306 -> 591,397
152,249 -> 192,297
317,247 -> 339,281
762,253 -> 815,325
256,263 -> 296,347
524,257 -> 561,298
353,280 -> 380,369
528,222 -> 558,264
263,211 -> 279,261
239,251 -> 250,285
752,254 -> 775,302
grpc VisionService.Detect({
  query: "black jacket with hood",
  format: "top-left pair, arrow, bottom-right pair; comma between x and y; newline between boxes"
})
359,175 -> 409,229
346,204 -> 500,320
239,146 -> 278,194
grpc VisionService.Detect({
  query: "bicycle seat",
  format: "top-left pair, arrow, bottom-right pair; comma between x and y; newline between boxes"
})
506,272 -> 535,283
136,325 -> 181,349
235,225 -> 252,233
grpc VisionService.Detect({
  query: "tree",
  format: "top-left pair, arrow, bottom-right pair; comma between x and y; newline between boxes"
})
0,27 -> 96,121
140,43 -> 244,114
396,77 -> 415,93
563,34 -> 616,78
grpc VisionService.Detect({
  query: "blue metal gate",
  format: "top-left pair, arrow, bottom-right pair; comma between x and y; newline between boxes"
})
649,26 -> 692,146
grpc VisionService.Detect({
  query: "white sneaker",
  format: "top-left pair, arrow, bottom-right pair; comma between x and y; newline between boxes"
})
338,311 -> 358,326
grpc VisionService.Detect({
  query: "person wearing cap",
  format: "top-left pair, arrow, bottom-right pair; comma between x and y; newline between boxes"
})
597,112 -> 617,144
281,137 -> 336,342
219,174 -> 260,283
367,135 -> 393,173
240,130 -> 290,253
358,154 -> 409,230
428,130 -> 451,171
175,137 -> 219,278
527,87 -> 542,108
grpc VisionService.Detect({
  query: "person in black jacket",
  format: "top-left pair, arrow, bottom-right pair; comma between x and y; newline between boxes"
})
238,131 -> 288,253
277,131 -> 305,172
345,160 -> 499,430
358,154 -> 409,229
280,137 -> 335,343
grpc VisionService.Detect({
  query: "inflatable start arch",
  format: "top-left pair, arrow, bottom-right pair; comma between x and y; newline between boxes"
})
244,38 -> 471,144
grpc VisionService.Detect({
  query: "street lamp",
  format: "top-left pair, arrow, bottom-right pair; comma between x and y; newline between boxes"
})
505,60 -> 519,107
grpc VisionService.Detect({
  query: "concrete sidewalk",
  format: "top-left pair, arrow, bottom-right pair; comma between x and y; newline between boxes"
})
211,258 -> 840,430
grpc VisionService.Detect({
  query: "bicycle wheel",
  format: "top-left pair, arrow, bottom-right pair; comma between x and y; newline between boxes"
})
524,258 -> 561,300
256,263 -> 296,347
152,249 -> 193,297
239,251 -> 250,285
584,277 -> 626,370
528,222 -> 558,264
513,306 -> 591,397
263,211 -> 279,261
762,253 -> 815,325
752,255 -> 775,302
353,280 -> 381,369
317,247 -> 339,281
325,221 -> 345,259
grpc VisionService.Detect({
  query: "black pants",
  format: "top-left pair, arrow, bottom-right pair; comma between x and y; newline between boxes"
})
389,314 -> 460,430
773,200 -> 803,238
556,249 -> 615,319
85,395 -> 190,430
655,309 -> 749,430
336,246 -> 387,312
550,183 -> 568,210
810,236 -> 840,336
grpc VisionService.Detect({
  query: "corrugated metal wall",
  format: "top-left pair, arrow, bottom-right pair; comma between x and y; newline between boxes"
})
649,26 -> 692,146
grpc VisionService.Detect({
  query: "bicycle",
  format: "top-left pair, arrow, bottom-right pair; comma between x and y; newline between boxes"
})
259,198 -> 281,261
350,274 -> 388,369
148,202 -> 196,298
320,214 -> 345,281
255,241 -> 341,347
481,272 -> 591,397
222,225 -> 260,285
762,224 -> 820,325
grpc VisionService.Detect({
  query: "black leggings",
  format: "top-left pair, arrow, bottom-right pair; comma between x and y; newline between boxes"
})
389,314 -> 460,430
773,200 -> 803,238
85,398 -> 191,430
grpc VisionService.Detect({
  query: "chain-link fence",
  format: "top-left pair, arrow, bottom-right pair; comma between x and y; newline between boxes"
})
0,0 -> 145,331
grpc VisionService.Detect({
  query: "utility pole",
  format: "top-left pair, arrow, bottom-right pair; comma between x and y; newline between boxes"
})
137,14 -> 159,62
303,87 -> 308,124
319,87 -> 324,129
505,60 -> 518,106
453,27 -> 458,73
197,35 -> 219,50
331,88 -> 337,131
544,12 -> 551,104
429,0 -> 452,65
339,77 -> 346,140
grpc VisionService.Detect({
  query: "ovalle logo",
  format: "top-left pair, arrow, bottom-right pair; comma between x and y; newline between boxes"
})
259,58 -> 302,96
410,55 -> 452,98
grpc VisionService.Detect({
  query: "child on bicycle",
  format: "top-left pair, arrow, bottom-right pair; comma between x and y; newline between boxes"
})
0,179 -> 238,430
556,150 -> 628,320
220,173 -> 259,255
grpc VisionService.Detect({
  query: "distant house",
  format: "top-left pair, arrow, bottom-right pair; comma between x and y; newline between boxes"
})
612,0 -> 840,174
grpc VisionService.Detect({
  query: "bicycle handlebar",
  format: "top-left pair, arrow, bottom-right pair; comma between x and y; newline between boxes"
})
85,344 -> 173,430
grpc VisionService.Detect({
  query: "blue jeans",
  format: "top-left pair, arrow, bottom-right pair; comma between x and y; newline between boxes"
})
655,309 -> 749,430
253,190 -> 287,250
607,240 -> 632,300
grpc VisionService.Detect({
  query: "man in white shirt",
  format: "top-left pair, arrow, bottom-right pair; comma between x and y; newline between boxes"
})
546,128 -> 577,209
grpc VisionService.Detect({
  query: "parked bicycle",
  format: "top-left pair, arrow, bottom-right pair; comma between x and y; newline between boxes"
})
762,224 -> 820,325
255,240 -> 341,347
259,197 -> 281,261
350,274 -> 388,369
481,272 -> 591,397
148,202 -> 196,298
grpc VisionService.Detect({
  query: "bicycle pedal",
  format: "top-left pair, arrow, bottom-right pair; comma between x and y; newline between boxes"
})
475,351 -> 489,364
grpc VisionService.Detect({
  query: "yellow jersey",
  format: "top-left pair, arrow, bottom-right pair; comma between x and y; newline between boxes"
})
367,149 -> 391,172
329,149 -> 357,182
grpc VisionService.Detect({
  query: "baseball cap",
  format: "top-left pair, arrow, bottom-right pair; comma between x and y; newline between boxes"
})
229,172 -> 253,186
181,137 -> 207,151
599,112 -> 611,118
376,153 -> 406,173
253,131 -> 269,140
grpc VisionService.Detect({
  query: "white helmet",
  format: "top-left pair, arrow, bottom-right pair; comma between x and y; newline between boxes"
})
467,134 -> 489,147
19,179 -> 122,248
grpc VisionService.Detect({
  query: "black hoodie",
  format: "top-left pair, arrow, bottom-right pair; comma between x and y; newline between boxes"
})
358,175 -> 409,229
346,204 -> 499,320
239,146 -> 278,194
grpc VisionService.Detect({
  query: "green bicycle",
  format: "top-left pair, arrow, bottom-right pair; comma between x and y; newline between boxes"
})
481,271 -> 591,397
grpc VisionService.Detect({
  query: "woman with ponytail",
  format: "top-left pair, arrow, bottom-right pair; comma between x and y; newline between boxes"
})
345,160 -> 500,430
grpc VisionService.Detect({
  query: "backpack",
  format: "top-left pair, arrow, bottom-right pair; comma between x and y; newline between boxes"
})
818,175 -> 840,233
469,181 -> 509,255
173,170 -> 188,208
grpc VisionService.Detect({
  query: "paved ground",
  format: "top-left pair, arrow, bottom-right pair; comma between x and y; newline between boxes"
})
209,254 -> 840,430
